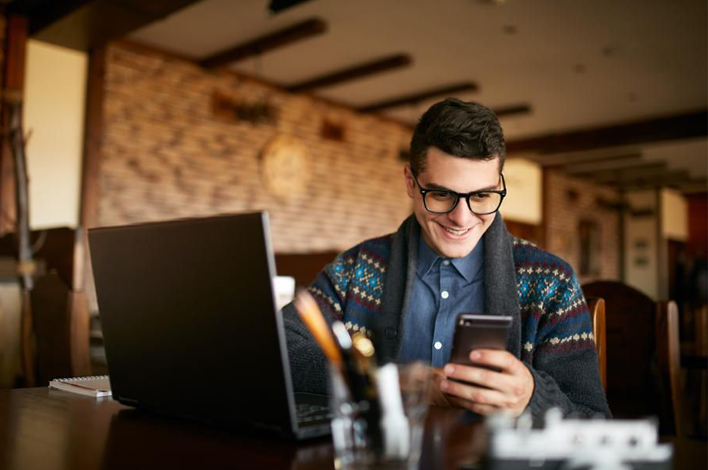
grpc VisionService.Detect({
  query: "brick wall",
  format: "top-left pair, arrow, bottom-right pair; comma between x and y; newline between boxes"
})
99,42 -> 412,253
544,170 -> 622,283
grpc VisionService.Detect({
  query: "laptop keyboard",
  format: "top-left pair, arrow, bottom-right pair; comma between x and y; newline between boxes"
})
296,403 -> 332,424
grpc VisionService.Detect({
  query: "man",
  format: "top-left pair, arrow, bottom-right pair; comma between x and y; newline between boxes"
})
284,98 -> 610,418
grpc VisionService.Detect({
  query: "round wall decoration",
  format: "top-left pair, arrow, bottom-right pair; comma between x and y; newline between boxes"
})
260,134 -> 309,199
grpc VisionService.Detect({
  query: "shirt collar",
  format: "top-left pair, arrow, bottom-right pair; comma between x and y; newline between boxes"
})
416,232 -> 485,283
451,239 -> 484,283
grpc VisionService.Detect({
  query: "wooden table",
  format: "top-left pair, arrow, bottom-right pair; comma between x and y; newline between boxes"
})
0,388 -> 485,470
2,388 -> 705,470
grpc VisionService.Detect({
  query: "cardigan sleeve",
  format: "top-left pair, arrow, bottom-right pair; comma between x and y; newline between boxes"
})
282,252 -> 352,394
524,270 -> 612,419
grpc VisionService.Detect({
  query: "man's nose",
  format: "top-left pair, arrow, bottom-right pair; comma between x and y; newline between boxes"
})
446,198 -> 476,226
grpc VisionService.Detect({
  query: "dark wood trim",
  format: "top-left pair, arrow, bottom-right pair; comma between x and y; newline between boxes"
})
506,109 -> 708,154
0,15 -> 28,235
356,82 -> 478,113
199,18 -> 327,69
78,46 -> 106,231
285,54 -> 412,93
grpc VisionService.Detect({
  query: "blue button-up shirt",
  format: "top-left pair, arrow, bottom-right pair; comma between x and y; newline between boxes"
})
398,235 -> 485,367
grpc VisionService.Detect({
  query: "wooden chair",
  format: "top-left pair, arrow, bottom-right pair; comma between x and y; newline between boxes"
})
586,297 -> 606,390
27,272 -> 91,386
582,280 -> 684,436
656,300 -> 685,437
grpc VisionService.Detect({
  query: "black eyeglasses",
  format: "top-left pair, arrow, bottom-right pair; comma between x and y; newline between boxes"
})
412,173 -> 507,215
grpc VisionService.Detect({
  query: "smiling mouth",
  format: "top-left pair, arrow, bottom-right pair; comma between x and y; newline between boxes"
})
441,225 -> 470,237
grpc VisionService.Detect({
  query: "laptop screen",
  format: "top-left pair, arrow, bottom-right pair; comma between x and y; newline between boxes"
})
89,212 -> 304,436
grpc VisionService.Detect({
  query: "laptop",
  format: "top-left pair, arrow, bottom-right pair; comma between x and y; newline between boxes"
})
88,211 -> 331,439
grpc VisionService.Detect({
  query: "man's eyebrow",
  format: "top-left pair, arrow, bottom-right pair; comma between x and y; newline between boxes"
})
424,181 -> 500,192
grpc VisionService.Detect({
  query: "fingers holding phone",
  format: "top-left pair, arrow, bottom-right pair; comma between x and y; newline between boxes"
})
441,350 -> 534,416
441,314 -> 534,417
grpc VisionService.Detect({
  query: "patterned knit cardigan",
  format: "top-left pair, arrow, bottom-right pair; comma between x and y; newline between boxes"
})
283,214 -> 611,418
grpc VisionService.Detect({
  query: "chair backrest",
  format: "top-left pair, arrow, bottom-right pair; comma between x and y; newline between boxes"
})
28,272 -> 91,386
656,300 -> 685,437
586,297 -> 607,390
582,280 -> 684,436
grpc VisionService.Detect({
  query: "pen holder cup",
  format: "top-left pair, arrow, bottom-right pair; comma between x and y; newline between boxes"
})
329,362 -> 432,470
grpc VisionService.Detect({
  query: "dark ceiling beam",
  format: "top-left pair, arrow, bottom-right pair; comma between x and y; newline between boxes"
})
540,152 -> 642,168
199,18 -> 327,69
11,0 -> 203,51
269,0 -> 315,14
562,155 -> 647,174
506,109 -> 708,154
674,178 -> 708,193
591,162 -> 671,183
356,82 -> 478,113
9,0 -> 90,34
494,104 -> 532,118
285,54 -> 412,93
601,171 -> 695,190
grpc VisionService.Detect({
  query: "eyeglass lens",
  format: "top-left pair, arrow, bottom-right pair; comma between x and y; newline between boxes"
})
424,191 -> 502,214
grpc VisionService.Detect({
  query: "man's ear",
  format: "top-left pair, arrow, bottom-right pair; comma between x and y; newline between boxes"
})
403,165 -> 416,199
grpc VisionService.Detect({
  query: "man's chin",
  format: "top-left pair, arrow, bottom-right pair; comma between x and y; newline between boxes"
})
435,241 -> 477,259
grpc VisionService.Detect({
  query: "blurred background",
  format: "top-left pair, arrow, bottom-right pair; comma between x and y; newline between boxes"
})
0,0 -> 705,438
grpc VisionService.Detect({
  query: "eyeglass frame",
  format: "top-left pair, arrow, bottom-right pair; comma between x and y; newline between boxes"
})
411,172 -> 507,215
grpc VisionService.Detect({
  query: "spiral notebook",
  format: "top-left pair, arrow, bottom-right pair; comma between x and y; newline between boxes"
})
49,376 -> 112,397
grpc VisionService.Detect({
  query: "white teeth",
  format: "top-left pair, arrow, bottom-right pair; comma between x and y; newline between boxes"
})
444,227 -> 469,236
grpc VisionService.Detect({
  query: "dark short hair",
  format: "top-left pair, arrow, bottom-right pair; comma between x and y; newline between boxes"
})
409,98 -> 505,175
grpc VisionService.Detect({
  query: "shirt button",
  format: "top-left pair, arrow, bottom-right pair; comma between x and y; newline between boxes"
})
441,290 -> 449,299
434,341 -> 443,350
443,260 -> 450,266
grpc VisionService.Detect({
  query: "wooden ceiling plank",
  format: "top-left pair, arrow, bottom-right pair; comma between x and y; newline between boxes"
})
506,109 -> 708,154
356,82 -> 478,113
199,18 -> 327,69
285,54 -> 412,93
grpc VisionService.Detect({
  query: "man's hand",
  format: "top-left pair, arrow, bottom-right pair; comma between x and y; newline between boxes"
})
438,350 -> 534,417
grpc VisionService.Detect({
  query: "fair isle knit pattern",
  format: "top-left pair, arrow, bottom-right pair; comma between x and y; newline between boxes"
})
311,235 -> 392,334
310,235 -> 596,361
513,237 -> 596,363
284,215 -> 611,418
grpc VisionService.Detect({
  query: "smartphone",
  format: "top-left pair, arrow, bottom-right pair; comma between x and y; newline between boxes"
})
449,314 -> 512,368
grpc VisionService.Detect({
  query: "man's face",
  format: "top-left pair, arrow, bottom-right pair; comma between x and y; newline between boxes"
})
405,147 -> 502,259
